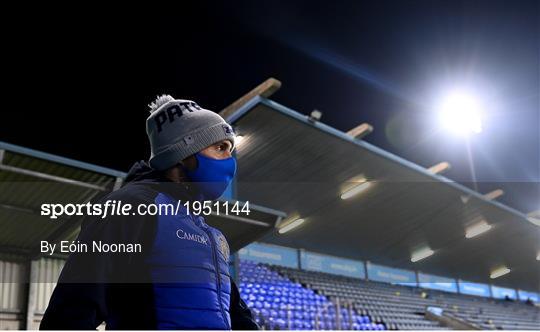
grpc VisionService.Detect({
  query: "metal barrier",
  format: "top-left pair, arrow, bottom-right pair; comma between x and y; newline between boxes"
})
314,296 -> 356,330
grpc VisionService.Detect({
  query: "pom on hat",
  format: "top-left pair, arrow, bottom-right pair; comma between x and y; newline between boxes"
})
148,95 -> 175,113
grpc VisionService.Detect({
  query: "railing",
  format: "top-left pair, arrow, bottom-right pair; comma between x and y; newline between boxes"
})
253,293 -> 358,330
314,296 -> 356,330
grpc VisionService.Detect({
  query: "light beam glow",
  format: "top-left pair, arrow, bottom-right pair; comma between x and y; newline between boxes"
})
437,91 -> 483,136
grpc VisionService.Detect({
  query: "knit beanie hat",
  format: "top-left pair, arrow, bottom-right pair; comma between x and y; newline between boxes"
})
146,95 -> 236,170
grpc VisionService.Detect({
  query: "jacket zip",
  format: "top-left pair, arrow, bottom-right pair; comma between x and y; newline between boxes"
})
200,220 -> 230,330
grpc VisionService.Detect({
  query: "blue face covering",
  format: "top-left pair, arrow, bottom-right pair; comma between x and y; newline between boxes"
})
185,152 -> 237,200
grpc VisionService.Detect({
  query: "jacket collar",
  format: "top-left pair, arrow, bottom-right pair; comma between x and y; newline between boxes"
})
125,160 -> 197,201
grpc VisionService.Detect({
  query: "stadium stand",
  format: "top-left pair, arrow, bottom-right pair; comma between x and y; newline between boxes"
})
238,259 -> 386,330
2,81 -> 539,331
251,263 -> 539,330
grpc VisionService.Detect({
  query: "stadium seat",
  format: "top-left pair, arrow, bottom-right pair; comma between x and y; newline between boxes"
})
238,260 -> 539,330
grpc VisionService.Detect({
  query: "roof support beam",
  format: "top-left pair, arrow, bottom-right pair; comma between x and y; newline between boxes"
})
0,203 -> 36,214
428,162 -> 451,175
484,189 -> 504,201
0,141 -> 126,178
346,123 -> 373,139
220,78 -> 282,121
0,164 -> 107,191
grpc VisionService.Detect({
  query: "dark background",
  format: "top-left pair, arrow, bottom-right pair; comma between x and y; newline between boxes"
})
1,1 -> 539,213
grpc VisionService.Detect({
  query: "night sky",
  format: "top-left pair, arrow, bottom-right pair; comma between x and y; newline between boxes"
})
2,1 -> 539,214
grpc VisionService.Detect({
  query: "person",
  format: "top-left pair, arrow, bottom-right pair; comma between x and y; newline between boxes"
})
40,95 -> 259,330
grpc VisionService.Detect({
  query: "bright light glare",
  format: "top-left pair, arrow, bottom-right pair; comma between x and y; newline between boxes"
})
438,92 -> 483,135
235,135 -> 245,145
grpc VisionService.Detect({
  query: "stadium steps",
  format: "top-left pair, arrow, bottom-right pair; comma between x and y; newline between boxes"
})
268,265 -> 539,330
238,259 -> 385,330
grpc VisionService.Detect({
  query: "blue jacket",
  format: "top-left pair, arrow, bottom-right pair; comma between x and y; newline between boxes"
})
40,161 -> 258,330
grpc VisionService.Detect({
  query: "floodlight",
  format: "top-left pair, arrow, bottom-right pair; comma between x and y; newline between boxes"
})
437,91 -> 483,135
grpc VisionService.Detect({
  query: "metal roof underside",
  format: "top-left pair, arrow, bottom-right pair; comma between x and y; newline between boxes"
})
227,97 -> 540,292
0,145 -> 120,259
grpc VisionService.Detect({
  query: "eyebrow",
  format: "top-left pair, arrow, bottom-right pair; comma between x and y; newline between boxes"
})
216,140 -> 232,149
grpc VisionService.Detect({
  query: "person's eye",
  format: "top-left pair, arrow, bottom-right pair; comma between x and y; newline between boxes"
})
217,142 -> 232,152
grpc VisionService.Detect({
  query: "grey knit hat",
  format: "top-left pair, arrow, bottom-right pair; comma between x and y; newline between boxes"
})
146,95 -> 236,170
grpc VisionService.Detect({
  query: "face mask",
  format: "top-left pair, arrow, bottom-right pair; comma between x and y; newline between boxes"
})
184,152 -> 237,200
